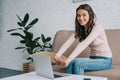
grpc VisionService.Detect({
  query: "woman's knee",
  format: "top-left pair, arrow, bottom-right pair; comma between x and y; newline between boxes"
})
73,60 -> 85,69
68,58 -> 85,75
73,61 -> 84,74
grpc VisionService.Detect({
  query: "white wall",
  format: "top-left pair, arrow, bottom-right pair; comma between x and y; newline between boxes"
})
0,0 -> 120,70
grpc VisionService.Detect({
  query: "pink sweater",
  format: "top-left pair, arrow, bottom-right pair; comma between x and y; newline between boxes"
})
56,23 -> 112,60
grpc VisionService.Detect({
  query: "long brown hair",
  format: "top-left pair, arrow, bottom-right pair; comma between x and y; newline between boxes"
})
75,4 -> 96,42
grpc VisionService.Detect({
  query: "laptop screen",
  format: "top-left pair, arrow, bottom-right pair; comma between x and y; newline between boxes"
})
32,54 -> 65,79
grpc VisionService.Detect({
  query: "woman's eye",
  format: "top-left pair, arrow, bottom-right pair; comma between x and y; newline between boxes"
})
83,14 -> 87,17
77,14 -> 81,17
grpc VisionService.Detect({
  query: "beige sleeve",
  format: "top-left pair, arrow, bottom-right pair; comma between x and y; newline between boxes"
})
68,24 -> 104,60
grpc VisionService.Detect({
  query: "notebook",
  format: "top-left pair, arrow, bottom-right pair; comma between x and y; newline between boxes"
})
32,54 -> 70,79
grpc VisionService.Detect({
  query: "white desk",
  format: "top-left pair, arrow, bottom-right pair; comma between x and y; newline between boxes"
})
0,72 -> 107,80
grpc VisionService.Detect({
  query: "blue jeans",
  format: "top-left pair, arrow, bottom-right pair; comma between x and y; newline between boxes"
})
67,56 -> 112,75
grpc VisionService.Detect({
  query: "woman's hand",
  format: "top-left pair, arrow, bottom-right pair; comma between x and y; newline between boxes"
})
56,57 -> 72,68
57,60 -> 68,68
54,55 -> 59,61
54,55 -> 72,68
54,55 -> 66,68
54,55 -> 60,65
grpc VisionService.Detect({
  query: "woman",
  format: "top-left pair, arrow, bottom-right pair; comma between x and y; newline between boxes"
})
54,4 -> 112,75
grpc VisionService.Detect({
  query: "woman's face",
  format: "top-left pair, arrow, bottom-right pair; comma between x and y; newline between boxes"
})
76,9 -> 89,26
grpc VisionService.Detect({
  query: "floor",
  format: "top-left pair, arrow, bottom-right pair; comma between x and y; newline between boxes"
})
0,68 -> 22,79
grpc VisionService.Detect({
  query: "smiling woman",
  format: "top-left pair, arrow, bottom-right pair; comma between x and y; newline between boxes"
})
54,4 -> 112,75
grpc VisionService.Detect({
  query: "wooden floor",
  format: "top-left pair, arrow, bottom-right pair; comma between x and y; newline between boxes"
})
0,68 -> 22,79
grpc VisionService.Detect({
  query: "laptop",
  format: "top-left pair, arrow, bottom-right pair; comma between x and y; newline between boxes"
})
32,54 -> 70,79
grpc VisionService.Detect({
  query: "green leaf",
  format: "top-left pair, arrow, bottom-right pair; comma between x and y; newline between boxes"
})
25,25 -> 32,31
25,18 -> 38,30
34,37 -> 40,42
29,18 -> 38,25
23,13 -> 29,27
7,28 -> 23,32
25,18 -> 39,30
45,37 -> 51,42
44,43 -> 52,48
41,34 -> 45,43
20,40 -> 26,44
11,33 -> 25,39
17,22 -> 23,27
36,42 -> 42,48
17,15 -> 22,22
49,44 -> 52,48
15,47 -> 26,49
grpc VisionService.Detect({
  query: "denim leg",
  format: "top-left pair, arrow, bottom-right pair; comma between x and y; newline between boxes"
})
67,57 -> 112,75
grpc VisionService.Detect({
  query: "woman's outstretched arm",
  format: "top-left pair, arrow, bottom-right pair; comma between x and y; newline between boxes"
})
55,33 -> 75,57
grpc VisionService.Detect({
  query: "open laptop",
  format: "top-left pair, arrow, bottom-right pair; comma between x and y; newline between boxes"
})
32,54 -> 70,79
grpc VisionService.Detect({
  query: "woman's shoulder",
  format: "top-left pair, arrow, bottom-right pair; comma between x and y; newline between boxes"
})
94,23 -> 103,27
94,23 -> 104,30
94,23 -> 102,27
91,23 -> 105,34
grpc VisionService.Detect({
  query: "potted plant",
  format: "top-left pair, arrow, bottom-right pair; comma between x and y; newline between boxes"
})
7,13 -> 52,73
7,13 -> 52,60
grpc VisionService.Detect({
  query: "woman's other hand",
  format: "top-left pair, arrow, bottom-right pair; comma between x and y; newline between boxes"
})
57,57 -> 72,68
54,55 -> 60,64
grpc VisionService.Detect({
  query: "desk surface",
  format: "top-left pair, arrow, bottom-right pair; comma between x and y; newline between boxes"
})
0,72 -> 107,80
